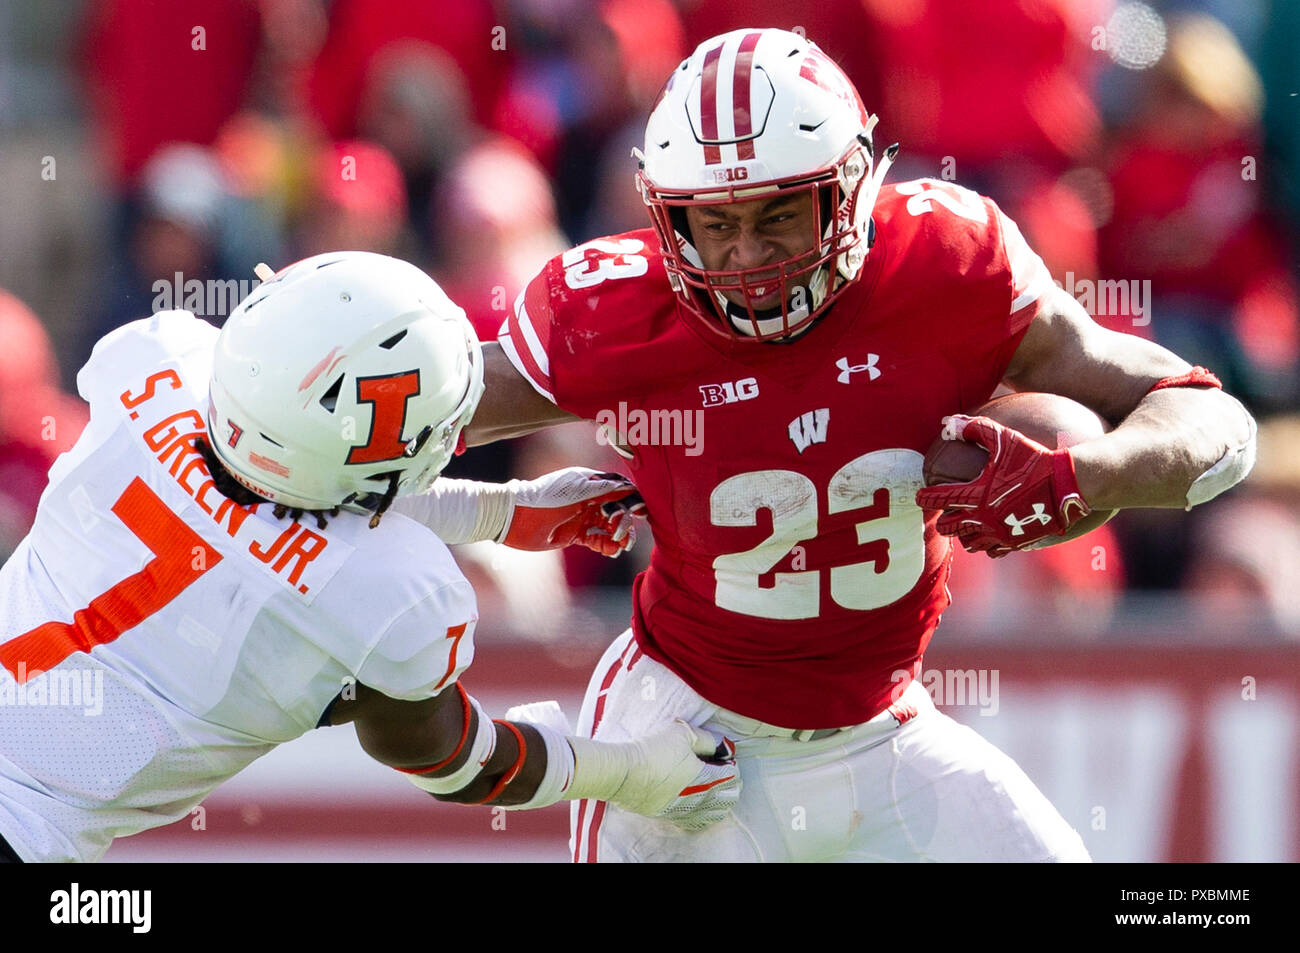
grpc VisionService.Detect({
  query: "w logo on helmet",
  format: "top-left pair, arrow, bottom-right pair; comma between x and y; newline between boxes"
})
346,371 -> 422,464
797,48 -> 868,127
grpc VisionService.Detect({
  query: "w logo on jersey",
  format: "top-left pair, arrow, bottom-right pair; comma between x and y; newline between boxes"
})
788,408 -> 830,453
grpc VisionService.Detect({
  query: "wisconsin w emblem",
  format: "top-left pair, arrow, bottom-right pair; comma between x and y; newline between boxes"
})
788,408 -> 830,453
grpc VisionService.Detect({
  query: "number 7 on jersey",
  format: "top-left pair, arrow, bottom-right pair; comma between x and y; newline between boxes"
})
0,478 -> 222,682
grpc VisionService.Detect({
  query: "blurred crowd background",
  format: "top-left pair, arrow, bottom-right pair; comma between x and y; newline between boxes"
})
1,0 -> 1297,642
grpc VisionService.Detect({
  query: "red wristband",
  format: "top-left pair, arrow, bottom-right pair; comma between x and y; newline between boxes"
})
1146,366 -> 1222,395
474,721 -> 527,805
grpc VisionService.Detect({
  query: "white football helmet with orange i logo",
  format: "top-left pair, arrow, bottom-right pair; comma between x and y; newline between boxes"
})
637,28 -> 897,341
207,252 -> 484,513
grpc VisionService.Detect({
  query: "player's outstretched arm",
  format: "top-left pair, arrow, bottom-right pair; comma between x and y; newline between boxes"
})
329,683 -> 739,828
1001,284 -> 1256,511
464,342 -> 581,446
392,468 -> 644,556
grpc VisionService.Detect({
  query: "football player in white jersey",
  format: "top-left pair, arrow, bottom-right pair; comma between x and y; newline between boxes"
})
0,252 -> 738,863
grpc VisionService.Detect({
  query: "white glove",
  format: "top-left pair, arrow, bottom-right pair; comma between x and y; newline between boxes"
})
649,734 -> 741,832
569,721 -> 741,830
499,467 -> 645,556
392,469 -> 644,555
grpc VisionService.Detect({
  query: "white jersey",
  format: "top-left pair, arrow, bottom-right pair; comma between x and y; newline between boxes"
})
0,311 -> 477,862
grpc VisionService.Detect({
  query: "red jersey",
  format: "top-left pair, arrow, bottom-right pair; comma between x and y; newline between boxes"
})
500,180 -> 1054,727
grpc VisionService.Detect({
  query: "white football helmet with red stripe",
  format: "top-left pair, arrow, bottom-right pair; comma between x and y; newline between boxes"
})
207,252 -> 484,513
637,28 -> 896,341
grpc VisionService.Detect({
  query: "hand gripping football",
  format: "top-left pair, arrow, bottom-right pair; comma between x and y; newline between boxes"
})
921,392 -> 1116,548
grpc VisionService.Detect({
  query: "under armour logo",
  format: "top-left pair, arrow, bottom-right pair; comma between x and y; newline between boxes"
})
1004,503 -> 1052,536
836,354 -> 880,383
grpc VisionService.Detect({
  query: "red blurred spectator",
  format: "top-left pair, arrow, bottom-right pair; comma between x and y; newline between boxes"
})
430,138 -> 568,343
0,292 -> 88,557
88,144 -> 232,354
856,0 -> 1107,169
427,139 -> 567,490
295,140 -> 408,257
305,0 -> 503,140
599,0 -> 686,110
80,0 -> 263,186
355,42 -> 484,257
356,43 -> 479,177
1183,498 -> 1300,636
1099,14 -> 1299,407
488,3 -> 652,228
135,145 -> 227,287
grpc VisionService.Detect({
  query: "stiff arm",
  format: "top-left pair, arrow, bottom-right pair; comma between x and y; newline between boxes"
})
465,342 -> 580,446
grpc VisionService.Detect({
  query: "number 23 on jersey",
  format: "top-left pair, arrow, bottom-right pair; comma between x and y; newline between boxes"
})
710,449 -> 926,620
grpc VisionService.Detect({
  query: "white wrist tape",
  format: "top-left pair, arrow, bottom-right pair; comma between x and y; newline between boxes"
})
390,479 -> 516,544
405,696 -> 497,795
499,722 -> 577,811
1186,410 -> 1257,509
565,735 -> 634,802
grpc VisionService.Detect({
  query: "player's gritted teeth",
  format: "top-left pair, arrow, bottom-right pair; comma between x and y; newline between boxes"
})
685,192 -> 819,310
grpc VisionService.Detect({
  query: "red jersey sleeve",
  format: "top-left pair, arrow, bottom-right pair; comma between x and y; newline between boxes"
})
496,231 -> 674,419
498,265 -> 560,404
996,201 -> 1057,334
885,182 -> 1055,408
951,197 -> 1057,406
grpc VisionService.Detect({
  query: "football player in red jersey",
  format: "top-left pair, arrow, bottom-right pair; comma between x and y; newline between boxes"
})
466,29 -> 1258,861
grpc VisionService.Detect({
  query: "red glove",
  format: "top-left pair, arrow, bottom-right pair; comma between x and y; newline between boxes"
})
500,468 -> 646,557
914,415 -> 1091,557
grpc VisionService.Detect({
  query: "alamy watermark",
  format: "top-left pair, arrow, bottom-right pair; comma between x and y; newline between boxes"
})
1,663 -> 103,716
594,401 -> 704,457
50,883 -> 151,933
152,273 -> 261,319
892,667 -> 1000,716
1057,271 -> 1152,327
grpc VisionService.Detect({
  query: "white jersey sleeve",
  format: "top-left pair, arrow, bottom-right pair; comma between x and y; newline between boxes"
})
356,576 -> 477,701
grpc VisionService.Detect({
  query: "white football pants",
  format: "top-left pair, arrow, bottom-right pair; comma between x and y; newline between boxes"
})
569,629 -> 1091,863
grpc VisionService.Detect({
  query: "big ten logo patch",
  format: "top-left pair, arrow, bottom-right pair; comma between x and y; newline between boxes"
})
700,377 -> 759,408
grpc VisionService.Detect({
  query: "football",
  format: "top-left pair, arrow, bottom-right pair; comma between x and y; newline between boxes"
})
922,391 -> 1117,546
